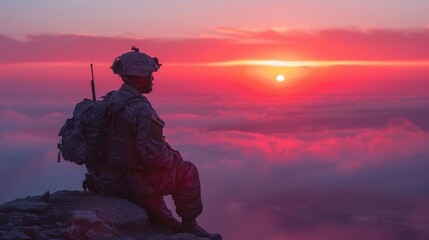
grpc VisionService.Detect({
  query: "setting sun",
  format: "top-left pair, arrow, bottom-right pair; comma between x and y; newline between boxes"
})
276,74 -> 285,82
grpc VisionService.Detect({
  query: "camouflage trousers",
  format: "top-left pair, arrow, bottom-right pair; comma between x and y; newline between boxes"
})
87,160 -> 203,221
127,160 -> 203,221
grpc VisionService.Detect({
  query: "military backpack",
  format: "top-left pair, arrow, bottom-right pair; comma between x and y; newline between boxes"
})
57,93 -> 141,165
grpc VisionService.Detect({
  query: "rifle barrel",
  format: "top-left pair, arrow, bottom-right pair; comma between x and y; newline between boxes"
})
90,64 -> 96,101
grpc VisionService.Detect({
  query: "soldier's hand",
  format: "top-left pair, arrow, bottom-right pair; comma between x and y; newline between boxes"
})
166,142 -> 183,161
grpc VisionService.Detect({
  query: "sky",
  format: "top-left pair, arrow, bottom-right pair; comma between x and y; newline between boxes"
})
1,1 -> 429,239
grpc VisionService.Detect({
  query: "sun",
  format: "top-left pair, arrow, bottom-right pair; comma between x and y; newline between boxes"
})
276,74 -> 285,82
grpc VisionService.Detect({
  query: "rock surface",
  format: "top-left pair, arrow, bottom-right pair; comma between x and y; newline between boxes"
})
0,190 -> 206,240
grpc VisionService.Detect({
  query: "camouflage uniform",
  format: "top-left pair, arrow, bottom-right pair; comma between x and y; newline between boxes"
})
85,47 -> 221,240
87,83 -> 203,223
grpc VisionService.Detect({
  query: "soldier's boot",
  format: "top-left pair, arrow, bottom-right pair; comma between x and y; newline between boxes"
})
179,219 -> 222,240
144,196 -> 181,233
150,217 -> 181,233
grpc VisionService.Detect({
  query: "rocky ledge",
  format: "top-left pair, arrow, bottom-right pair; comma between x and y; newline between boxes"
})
0,190 -> 206,240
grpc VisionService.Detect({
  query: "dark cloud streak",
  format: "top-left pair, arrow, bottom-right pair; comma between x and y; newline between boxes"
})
1,28 -> 429,65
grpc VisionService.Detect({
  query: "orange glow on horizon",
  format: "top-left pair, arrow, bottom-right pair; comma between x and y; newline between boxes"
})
3,58 -> 429,97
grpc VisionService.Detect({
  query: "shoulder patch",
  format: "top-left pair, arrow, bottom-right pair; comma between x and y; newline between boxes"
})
150,113 -> 165,127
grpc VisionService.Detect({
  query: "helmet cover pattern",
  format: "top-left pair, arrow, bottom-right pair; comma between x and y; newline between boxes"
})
111,46 -> 161,76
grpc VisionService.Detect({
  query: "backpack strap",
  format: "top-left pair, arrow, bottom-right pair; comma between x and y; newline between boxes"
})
108,95 -> 145,115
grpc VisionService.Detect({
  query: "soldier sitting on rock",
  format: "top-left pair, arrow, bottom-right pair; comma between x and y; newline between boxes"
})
84,47 -> 222,240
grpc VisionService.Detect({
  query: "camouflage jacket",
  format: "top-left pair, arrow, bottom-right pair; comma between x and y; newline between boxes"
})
105,83 -> 179,170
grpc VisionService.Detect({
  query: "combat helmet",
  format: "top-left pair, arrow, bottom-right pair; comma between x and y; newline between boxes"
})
111,46 -> 162,76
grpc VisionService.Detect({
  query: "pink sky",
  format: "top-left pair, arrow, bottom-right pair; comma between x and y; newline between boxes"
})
1,1 -> 429,239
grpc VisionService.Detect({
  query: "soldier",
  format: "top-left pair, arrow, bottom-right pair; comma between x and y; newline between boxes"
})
85,47 -> 221,240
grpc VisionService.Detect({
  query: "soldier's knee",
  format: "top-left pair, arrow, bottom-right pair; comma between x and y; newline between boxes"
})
178,161 -> 199,178
184,160 -> 198,171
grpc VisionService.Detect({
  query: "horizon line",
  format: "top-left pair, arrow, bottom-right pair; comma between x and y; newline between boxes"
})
2,60 -> 429,68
